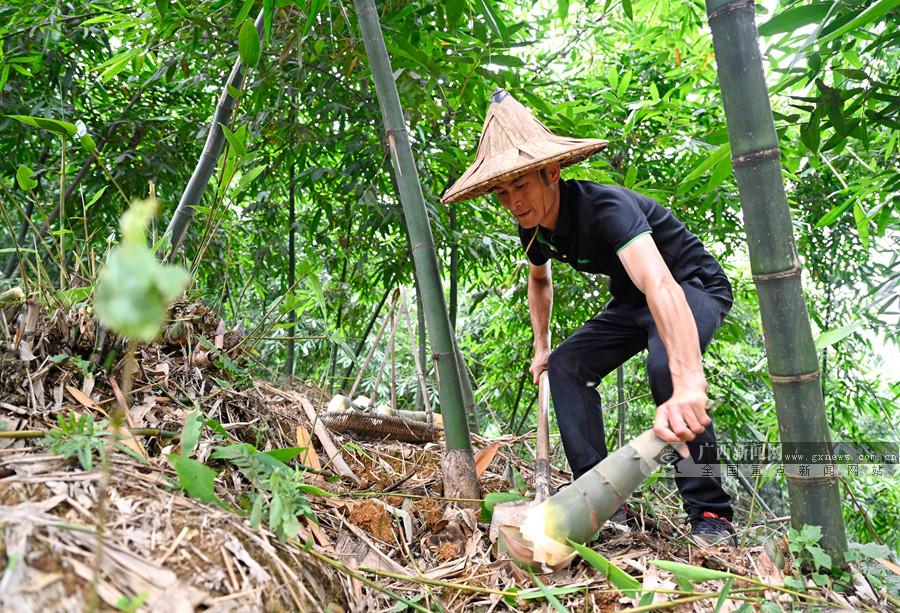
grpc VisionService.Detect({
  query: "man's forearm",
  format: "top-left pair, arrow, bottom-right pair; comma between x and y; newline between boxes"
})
645,280 -> 705,390
528,274 -> 553,351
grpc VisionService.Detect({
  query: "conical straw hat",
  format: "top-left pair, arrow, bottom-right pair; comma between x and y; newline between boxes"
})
441,90 -> 607,204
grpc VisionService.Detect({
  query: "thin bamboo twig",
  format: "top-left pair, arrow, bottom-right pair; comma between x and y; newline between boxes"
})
399,288 -> 434,426
0,428 -> 179,439
838,475 -> 884,545
304,547 -> 432,613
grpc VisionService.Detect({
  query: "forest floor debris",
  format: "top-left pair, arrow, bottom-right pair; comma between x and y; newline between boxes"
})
0,299 -> 896,611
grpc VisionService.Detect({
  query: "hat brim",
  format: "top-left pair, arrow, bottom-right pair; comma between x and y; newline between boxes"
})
440,139 -> 607,204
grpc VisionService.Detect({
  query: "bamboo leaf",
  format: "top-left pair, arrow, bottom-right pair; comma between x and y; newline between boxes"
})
819,81 -> 847,135
474,0 -> 507,41
167,454 -> 229,507
650,560 -> 735,582
758,2 -> 832,36
264,446 -> 303,463
617,70 -> 632,98
15,165 -> 37,190
56,286 -> 93,307
714,577 -> 733,613
219,123 -> 247,157
814,200 -> 851,227
814,320 -> 863,351
302,0 -> 324,37
569,540 -> 642,598
853,202 -> 870,249
93,47 -> 140,73
156,0 -> 170,18
100,53 -> 137,82
607,66 -> 619,91
295,483 -> 334,497
480,491 -> 529,522
209,443 -> 256,461
677,144 -> 730,194
814,0 -> 900,47
234,164 -> 267,195
703,156 -> 733,194
447,0 -> 466,30
800,114 -> 821,153
180,408 -> 204,457
528,571 -> 570,612
85,186 -> 109,211
8,114 -> 76,136
624,165 -> 637,188
622,0 -> 633,20
80,134 -> 96,152
238,19 -> 261,68
234,0 -> 254,26
474,441 -> 500,476
264,0 -> 274,44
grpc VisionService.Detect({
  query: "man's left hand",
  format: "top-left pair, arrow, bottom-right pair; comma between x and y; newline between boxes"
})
654,383 -> 711,443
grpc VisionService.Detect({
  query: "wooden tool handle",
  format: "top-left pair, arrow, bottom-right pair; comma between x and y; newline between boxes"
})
535,370 -> 552,502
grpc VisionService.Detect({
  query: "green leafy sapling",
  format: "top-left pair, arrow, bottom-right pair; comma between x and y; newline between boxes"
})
94,198 -> 190,341
786,525 -> 833,589
89,198 -> 190,609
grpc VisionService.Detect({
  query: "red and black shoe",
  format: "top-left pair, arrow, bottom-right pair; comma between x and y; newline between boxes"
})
689,512 -> 737,547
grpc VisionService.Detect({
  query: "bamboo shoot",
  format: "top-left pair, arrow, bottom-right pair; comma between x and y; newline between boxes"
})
499,430 -> 677,570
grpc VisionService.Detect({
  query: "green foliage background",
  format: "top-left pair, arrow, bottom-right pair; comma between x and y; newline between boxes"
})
0,0 -> 897,548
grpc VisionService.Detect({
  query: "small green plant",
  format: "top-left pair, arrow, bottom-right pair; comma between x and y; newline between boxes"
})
41,412 -> 107,471
252,464 -> 315,542
786,525 -> 833,588
94,197 -> 189,342
208,443 -> 321,542
51,352 -> 93,376
196,336 -> 253,390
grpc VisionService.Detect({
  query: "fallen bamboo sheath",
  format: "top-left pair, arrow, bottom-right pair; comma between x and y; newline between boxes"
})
498,429 -> 679,571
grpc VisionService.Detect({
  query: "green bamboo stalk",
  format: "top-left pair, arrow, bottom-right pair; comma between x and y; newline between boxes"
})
352,0 -> 479,501
499,430 -> 671,570
163,10 -> 264,260
704,0 -> 847,560
286,126 -> 297,386
454,338 -> 480,434
616,365 -> 626,448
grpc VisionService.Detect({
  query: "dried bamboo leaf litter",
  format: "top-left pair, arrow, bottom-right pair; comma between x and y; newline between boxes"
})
0,299 -> 889,611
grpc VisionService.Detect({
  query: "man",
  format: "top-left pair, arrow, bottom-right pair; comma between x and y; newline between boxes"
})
442,90 -> 736,546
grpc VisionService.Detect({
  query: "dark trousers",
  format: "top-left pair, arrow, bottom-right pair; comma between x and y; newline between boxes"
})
547,277 -> 733,521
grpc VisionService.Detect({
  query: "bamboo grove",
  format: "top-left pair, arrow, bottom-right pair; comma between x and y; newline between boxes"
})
1,0 -> 898,558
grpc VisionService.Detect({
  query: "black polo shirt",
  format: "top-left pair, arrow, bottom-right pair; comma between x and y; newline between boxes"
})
517,180 -> 732,306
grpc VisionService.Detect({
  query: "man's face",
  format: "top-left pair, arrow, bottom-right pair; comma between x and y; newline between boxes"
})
493,169 -> 555,229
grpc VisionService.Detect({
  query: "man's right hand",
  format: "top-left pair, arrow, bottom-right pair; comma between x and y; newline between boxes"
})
529,349 -> 550,384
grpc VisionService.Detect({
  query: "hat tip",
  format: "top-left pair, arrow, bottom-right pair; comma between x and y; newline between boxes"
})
491,88 -> 509,103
